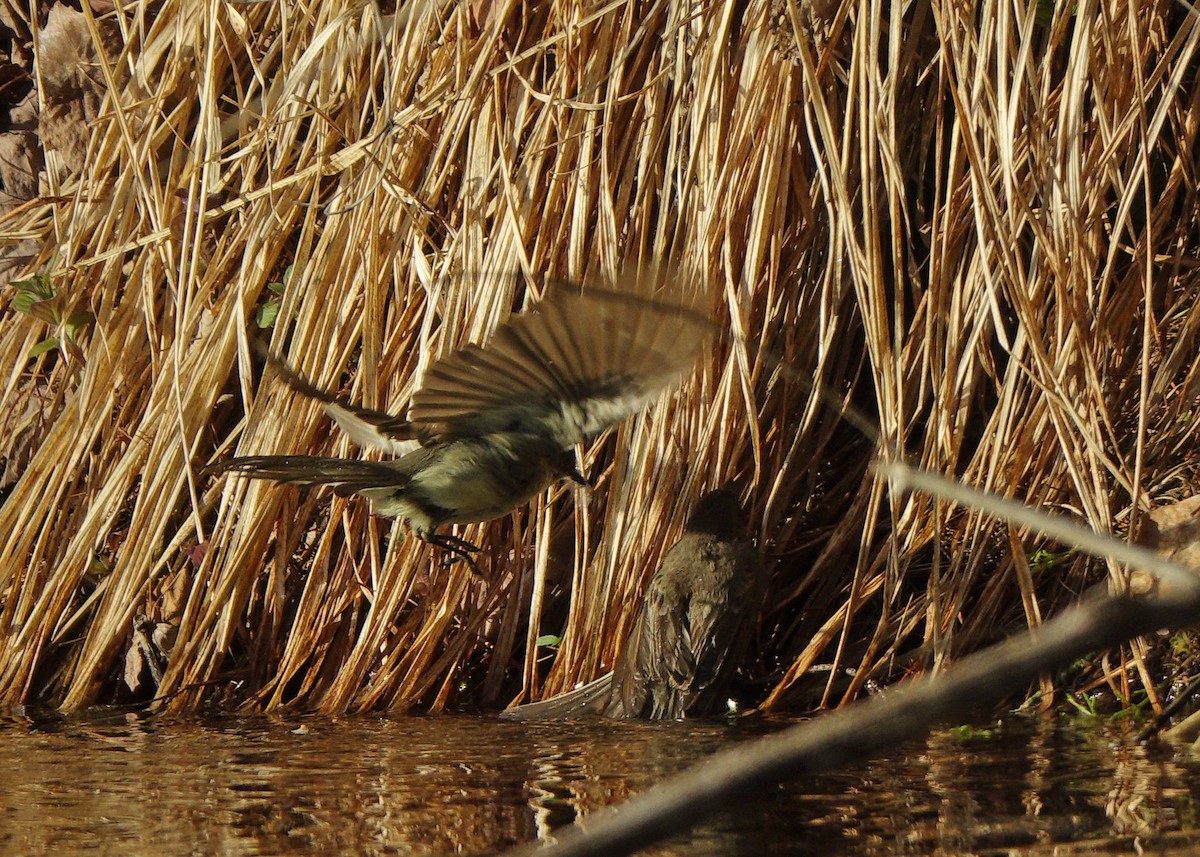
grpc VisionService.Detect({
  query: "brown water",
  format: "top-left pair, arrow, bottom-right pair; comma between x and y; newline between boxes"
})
1,710 -> 1198,856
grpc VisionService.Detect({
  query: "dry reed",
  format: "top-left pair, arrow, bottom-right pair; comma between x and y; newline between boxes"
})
1,0 -> 1198,714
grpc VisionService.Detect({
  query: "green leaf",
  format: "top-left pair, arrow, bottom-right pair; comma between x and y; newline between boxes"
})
88,553 -> 112,579
64,309 -> 95,340
34,300 -> 62,324
28,337 -> 60,357
256,299 -> 281,329
11,291 -> 36,314
1035,0 -> 1077,27
1029,546 -> 1074,573
267,264 -> 294,295
65,308 -> 94,327
10,274 -> 59,321
10,273 -> 56,302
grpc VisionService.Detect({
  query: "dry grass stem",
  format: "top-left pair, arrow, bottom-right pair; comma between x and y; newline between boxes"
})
0,0 -> 1197,713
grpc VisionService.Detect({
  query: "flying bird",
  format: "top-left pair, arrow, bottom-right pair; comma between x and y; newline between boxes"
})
502,488 -> 765,720
205,274 -> 710,565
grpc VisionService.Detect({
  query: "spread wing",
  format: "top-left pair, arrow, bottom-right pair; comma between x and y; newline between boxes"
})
256,343 -> 421,454
409,276 -> 712,445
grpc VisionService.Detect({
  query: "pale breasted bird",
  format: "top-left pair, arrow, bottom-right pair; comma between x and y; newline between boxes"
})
204,275 -> 710,564
502,488 -> 765,720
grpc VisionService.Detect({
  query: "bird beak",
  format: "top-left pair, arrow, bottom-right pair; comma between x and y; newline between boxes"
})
570,467 -> 593,488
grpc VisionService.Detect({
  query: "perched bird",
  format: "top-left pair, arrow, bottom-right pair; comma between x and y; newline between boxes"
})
502,488 -> 765,720
205,275 -> 709,565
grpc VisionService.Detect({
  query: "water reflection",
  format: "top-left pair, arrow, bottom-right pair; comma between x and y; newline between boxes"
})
1,711 -> 1199,855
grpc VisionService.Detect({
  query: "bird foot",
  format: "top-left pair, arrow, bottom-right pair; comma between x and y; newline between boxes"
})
427,534 -> 482,576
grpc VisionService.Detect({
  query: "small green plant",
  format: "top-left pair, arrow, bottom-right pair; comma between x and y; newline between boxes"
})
1110,694 -> 1151,721
84,552 -> 113,585
949,723 -> 1001,741
256,265 -> 294,329
1029,545 -> 1075,574
1064,689 -> 1149,720
9,270 -> 94,359
1168,631 -> 1197,658
1065,691 -> 1104,717
1034,0 -> 1078,27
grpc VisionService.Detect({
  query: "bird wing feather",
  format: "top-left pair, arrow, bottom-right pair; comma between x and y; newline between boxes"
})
409,279 -> 712,445
256,343 -> 421,454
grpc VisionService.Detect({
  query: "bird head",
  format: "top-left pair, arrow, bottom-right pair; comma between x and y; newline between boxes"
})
553,448 -> 593,487
685,488 -> 747,538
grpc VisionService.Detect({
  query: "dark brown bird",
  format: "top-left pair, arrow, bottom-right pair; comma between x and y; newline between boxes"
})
204,276 -> 710,565
503,489 -> 764,720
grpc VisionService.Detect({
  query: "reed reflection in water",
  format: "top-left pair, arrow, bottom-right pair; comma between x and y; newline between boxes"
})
1,712 -> 1199,855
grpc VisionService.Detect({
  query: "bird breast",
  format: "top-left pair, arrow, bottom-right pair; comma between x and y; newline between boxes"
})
406,434 -> 568,525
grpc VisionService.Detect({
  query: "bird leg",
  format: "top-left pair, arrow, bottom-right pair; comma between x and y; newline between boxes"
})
426,533 -> 482,575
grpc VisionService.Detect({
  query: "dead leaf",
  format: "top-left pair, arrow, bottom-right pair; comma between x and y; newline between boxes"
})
35,5 -> 121,175
0,48 -> 41,204
0,59 -> 33,110
37,5 -> 97,95
123,642 -> 147,694
160,565 -> 191,621
123,613 -> 177,693
0,6 -> 34,43
1129,496 -> 1200,595
1133,496 -> 1200,563
0,374 -> 55,490
0,130 -> 40,200
38,95 -> 95,173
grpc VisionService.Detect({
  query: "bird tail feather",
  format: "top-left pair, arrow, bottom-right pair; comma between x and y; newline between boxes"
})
204,455 -> 403,496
